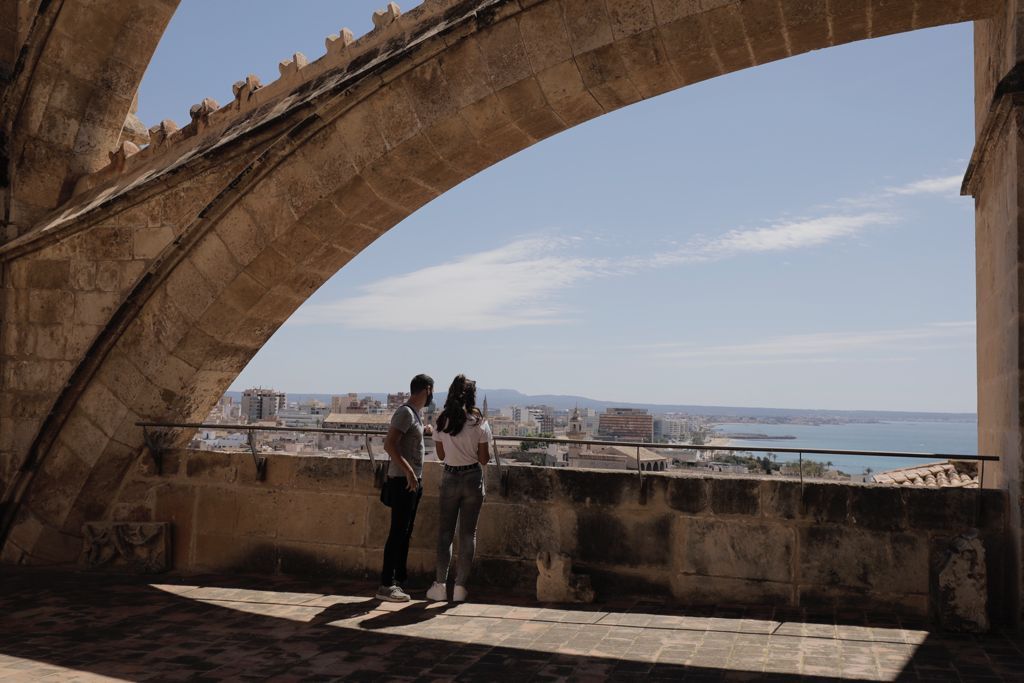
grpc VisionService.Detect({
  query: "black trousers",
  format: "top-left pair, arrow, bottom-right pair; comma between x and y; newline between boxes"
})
380,476 -> 423,587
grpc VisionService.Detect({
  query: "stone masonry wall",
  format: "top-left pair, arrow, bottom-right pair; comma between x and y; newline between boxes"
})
972,2 -> 1024,622
110,450 -> 1010,623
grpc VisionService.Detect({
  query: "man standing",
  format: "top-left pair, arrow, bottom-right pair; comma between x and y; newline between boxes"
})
376,373 -> 433,602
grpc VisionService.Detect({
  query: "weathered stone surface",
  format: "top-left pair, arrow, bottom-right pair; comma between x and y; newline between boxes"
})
676,517 -> 794,583
0,1 -> 1013,616
936,530 -> 990,633
800,526 -> 928,595
575,509 -> 670,566
536,551 -> 595,603
80,522 -> 170,573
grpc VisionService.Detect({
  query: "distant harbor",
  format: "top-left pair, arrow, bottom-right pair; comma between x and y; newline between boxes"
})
712,420 -> 979,474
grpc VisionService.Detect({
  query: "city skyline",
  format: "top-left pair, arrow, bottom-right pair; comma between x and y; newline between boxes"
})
139,2 -> 978,413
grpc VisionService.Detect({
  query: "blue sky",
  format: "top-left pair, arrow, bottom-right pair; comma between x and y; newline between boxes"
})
138,2 -> 978,413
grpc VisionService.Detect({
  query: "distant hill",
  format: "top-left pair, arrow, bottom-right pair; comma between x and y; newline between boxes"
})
225,388 -> 975,422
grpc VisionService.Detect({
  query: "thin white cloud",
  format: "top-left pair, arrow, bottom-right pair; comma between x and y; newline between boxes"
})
635,322 -> 975,367
295,167 -> 968,333
885,175 -> 963,197
293,237 -> 606,331
297,210 -> 897,331
631,212 -> 894,269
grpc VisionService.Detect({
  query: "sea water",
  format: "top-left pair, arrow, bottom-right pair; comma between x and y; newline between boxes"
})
710,420 -> 979,475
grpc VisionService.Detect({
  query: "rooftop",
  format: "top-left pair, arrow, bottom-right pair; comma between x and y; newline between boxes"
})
872,461 -> 980,489
2,570 -> 1022,681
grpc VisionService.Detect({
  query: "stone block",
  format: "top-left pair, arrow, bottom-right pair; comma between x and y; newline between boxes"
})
977,489 -> 1007,531
66,442 -> 137,531
60,412 -> 112,467
607,0 -> 657,39
709,478 -> 760,516
666,476 -> 708,513
476,502 -> 568,559
187,231 -> 241,292
671,573 -> 793,607
401,57 -> 459,126
904,488 -> 976,532
677,517 -> 794,583
192,532 -> 249,571
799,526 -> 928,595
575,509 -> 671,567
194,487 -> 240,537
26,443 -> 87,527
575,44 -> 641,112
702,4 -> 753,71
498,465 -> 558,502
801,482 -> 849,524
277,541 -> 369,579
805,586 -> 929,617
133,226 -> 174,260
94,260 -> 121,292
74,290 -> 121,325
25,259 -> 70,289
407,496 -> 440,551
866,0 -> 914,37
274,492 -> 368,548
184,452 -> 240,483
475,19 -> 533,92
849,485 -> 908,531
78,380 -> 131,440
760,480 -> 799,519
516,1 -> 572,72
616,28 -> 681,99
556,468 -> 639,506
935,531 -> 989,633
28,289 -> 74,323
562,0 -> 614,54
334,99 -> 389,171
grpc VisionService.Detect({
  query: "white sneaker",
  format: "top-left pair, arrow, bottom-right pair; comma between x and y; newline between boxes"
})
425,581 -> 447,601
452,585 -> 468,602
375,584 -> 410,602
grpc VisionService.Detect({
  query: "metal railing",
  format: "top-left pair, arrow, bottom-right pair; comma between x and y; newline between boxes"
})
136,421 -> 998,489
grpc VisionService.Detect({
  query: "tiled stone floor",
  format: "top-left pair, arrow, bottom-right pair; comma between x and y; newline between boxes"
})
1,570 -> 1022,681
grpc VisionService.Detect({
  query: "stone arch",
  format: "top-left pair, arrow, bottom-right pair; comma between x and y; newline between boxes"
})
0,0 -> 1001,562
1,0 -> 179,234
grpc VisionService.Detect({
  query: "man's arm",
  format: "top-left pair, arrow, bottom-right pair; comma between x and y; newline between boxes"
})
383,425 -> 417,491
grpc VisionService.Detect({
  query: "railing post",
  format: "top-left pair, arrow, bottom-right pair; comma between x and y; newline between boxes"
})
798,452 -> 804,489
364,434 -> 375,466
247,429 -> 267,481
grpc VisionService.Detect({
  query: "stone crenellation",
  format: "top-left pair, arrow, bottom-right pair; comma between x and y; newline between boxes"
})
70,0 -> 506,199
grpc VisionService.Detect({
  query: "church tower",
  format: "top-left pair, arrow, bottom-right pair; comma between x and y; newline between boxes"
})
482,395 -> 489,417
568,405 -> 584,460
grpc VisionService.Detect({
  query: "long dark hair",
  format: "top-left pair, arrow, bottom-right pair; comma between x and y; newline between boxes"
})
437,374 -> 480,436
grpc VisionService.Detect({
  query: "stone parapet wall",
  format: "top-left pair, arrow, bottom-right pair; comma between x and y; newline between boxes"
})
110,450 -> 1009,622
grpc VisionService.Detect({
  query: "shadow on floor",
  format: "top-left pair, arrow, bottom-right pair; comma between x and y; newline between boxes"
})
0,568 -> 1021,681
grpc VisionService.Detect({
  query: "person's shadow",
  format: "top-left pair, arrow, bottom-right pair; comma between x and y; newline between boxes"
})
357,600 -> 455,630
308,598 -> 380,625
309,597 -> 455,630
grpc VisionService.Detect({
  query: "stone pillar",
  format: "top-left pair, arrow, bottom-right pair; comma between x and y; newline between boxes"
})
966,2 -> 1024,625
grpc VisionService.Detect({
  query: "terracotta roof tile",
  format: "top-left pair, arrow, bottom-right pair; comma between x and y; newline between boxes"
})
871,460 -> 979,489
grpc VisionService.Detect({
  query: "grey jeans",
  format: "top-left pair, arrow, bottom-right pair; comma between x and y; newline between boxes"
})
436,465 -> 485,585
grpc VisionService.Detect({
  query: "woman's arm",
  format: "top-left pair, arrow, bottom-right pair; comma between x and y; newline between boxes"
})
436,440 -> 446,461
476,441 -> 490,465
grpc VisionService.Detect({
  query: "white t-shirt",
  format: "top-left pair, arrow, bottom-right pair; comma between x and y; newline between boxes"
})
435,416 -> 492,466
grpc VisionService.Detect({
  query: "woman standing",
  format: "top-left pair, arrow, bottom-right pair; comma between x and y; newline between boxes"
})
426,374 -> 491,602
